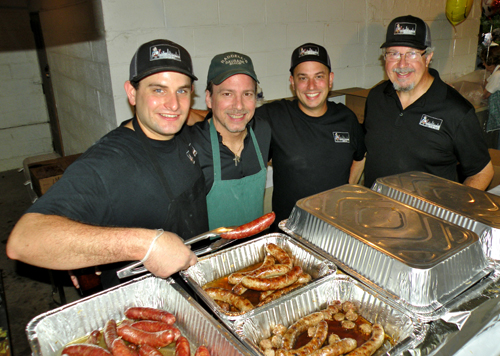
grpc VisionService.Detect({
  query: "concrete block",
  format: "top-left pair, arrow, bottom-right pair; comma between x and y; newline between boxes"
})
287,23 -> 325,47
325,22 -> 359,45
219,0 -> 265,25
335,44 -> 365,68
344,0 -> 366,22
0,65 -> 11,80
264,49 -> 291,77
90,38 -> 110,64
66,41 -> 93,61
10,63 -> 36,80
164,0 -> 219,27
0,51 -> 28,64
194,26 -> 244,56
259,75 -> 290,100
308,0 -> 343,22
266,0 -> 307,24
244,24 -> 287,52
101,0 -> 165,32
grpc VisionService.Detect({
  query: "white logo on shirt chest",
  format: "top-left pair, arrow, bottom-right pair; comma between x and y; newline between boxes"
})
333,132 -> 350,143
419,114 -> 443,130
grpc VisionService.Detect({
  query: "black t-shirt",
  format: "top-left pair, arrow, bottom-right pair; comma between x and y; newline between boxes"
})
188,115 -> 271,192
363,68 -> 491,188
257,99 -> 366,225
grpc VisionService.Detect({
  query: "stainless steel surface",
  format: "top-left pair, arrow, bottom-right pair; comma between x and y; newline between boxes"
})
282,184 -> 492,321
372,171 -> 500,260
117,227 -> 237,279
180,233 -> 337,325
233,274 -> 427,356
26,274 -> 252,356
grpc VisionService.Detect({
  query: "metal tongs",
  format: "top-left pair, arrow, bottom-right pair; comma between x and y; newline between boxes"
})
116,226 -> 235,279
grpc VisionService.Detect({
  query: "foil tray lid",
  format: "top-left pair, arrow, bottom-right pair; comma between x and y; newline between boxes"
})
283,184 -> 492,321
372,171 -> 500,260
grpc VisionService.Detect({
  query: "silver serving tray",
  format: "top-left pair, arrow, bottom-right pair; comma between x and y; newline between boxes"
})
233,274 -> 428,356
372,171 -> 500,260
26,275 -> 252,356
281,184 -> 494,322
180,233 -> 337,326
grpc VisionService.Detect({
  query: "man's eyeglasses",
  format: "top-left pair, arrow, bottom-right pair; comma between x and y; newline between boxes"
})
384,51 -> 426,62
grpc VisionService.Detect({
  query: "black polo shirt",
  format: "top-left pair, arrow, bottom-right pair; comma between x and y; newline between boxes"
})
364,68 -> 490,188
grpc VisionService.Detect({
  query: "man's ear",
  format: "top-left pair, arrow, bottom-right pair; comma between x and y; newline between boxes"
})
205,90 -> 213,109
124,81 -> 137,106
329,72 -> 334,89
289,75 -> 295,91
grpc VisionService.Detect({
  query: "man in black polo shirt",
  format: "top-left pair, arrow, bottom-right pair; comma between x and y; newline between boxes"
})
363,15 -> 493,189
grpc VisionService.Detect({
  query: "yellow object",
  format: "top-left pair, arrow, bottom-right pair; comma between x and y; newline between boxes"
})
446,0 -> 474,26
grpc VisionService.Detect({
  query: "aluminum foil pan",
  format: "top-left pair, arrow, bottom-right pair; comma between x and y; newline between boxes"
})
180,233 -> 336,325
281,184 -> 494,322
233,274 -> 428,356
372,171 -> 500,260
26,274 -> 252,356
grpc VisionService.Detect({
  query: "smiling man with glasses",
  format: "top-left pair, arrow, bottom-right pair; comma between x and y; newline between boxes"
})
363,15 -> 493,190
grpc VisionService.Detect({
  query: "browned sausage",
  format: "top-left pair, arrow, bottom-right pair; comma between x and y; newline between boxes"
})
265,243 -> 293,269
214,300 -> 231,311
204,287 -> 253,311
282,312 -> 325,349
131,320 -> 181,340
124,307 -> 176,325
86,330 -> 101,345
194,345 -> 211,356
282,320 -> 328,356
241,266 -> 302,291
138,344 -> 163,356
117,324 -> 176,348
309,338 -> 358,356
175,336 -> 190,356
111,338 -> 138,356
219,212 -> 275,239
103,319 -> 118,350
345,324 -> 384,356
228,254 -> 276,284
61,344 -> 111,356
231,264 -> 291,295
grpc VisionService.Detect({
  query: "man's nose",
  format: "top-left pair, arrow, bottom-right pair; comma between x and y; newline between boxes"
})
164,93 -> 179,111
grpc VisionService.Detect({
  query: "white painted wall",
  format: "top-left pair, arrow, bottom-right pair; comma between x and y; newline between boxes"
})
0,5 -> 52,171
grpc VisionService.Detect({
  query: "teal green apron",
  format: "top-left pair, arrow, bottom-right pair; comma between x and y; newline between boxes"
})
207,119 -> 267,229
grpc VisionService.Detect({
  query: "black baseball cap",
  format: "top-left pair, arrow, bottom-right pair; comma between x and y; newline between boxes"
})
129,39 -> 197,83
290,43 -> 331,74
207,52 -> 259,85
381,15 -> 432,50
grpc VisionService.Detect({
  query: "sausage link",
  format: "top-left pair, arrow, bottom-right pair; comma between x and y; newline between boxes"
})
204,287 -> 254,311
117,324 -> 176,348
228,254 -> 276,284
214,300 -> 231,311
111,338 -> 138,356
195,345 -> 211,356
282,312 -> 325,349
86,330 -> 101,345
220,212 -> 276,239
345,324 -> 384,356
265,243 -> 293,269
309,338 -> 358,356
257,279 -> 308,307
232,264 -> 291,295
283,320 -> 328,356
124,307 -> 176,325
103,319 -> 118,350
241,266 -> 302,291
131,320 -> 181,340
175,336 -> 191,356
139,344 -> 163,356
61,344 -> 111,356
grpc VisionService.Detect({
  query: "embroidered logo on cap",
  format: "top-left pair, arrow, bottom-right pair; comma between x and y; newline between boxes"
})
333,132 -> 350,143
394,22 -> 417,36
150,44 -> 181,62
419,114 -> 442,130
299,45 -> 320,58
220,53 -> 248,66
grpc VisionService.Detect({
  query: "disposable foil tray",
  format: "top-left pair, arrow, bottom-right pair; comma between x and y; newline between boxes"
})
372,171 -> 500,260
26,274 -> 252,356
282,185 -> 494,321
233,274 -> 427,356
180,233 -> 336,325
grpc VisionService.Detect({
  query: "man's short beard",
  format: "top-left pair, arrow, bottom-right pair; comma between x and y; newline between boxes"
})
393,82 -> 415,92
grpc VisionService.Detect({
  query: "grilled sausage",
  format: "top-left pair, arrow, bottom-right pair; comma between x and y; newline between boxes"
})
258,273 -> 311,305
86,330 -> 101,345
61,344 -> 111,356
228,254 -> 276,284
204,287 -> 253,311
241,266 -> 302,291
131,320 -> 181,339
281,320 -> 328,356
138,344 -> 163,356
265,243 -> 293,269
345,324 -> 385,356
124,307 -> 176,325
194,345 -> 211,356
111,338 -> 138,356
175,336 -> 190,356
219,212 -> 275,239
282,312 -> 325,349
117,324 -> 176,348
103,319 -> 118,350
309,338 -> 357,356
232,264 -> 291,295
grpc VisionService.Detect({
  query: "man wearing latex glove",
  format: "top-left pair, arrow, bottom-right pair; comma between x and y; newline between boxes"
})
363,15 -> 493,189
7,39 -> 206,288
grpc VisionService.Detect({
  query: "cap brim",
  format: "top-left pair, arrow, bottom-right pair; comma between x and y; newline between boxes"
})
211,69 -> 259,85
132,67 -> 198,83
380,41 -> 427,50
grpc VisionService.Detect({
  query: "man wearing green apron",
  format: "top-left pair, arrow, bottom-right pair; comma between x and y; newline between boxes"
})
189,52 -> 271,229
